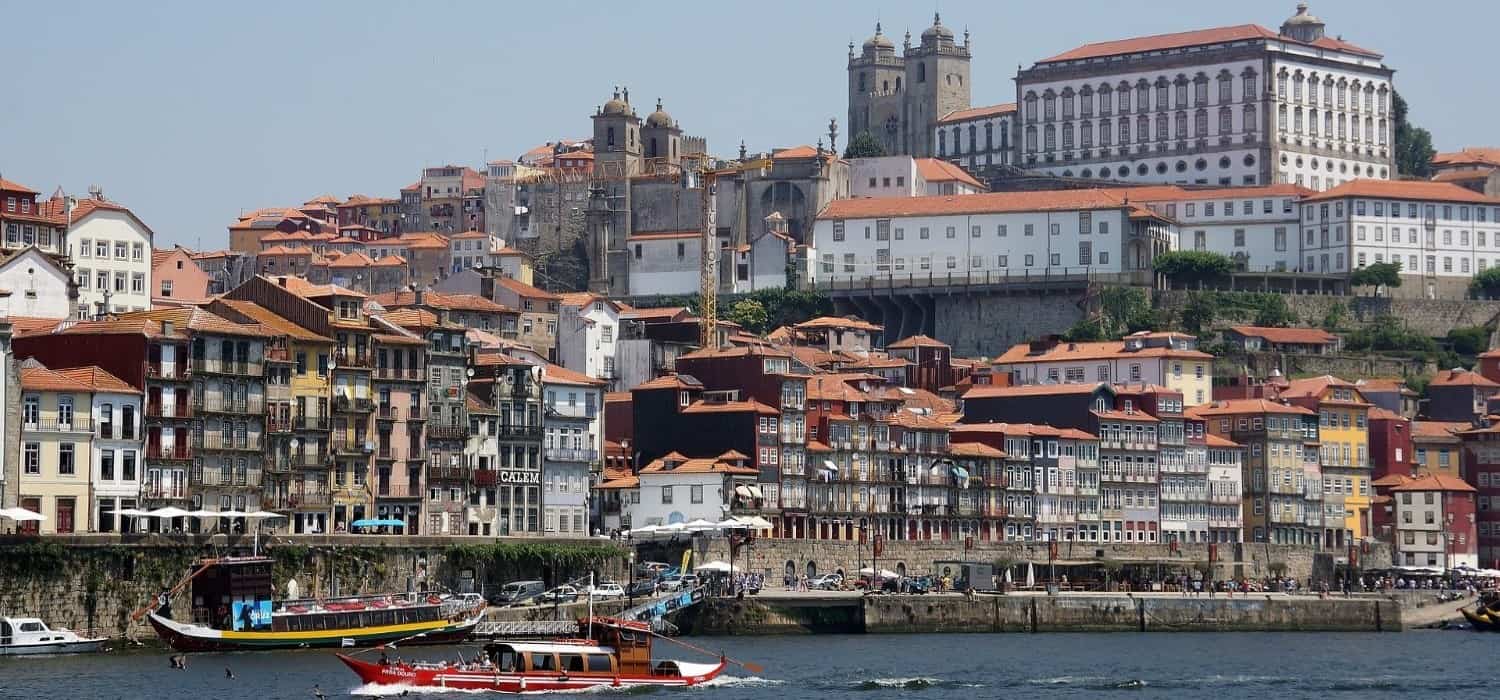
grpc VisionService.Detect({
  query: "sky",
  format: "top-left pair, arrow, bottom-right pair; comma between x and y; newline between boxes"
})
1,0 -> 1494,248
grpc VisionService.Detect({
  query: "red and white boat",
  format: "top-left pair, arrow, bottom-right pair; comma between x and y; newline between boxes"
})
337,617 -> 736,693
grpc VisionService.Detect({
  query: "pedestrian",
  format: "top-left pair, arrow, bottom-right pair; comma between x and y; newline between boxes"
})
225,667 -> 234,679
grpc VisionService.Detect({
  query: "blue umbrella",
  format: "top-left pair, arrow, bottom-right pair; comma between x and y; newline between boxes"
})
352,518 -> 407,528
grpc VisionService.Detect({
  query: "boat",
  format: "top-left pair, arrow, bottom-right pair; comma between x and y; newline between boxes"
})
140,556 -> 486,652
1462,595 -> 1500,632
0,617 -> 107,656
337,617 -> 735,693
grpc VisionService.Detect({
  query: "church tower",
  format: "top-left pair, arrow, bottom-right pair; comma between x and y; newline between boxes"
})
903,13 -> 971,158
640,98 -> 682,170
591,87 -> 641,177
847,23 -> 906,155
1279,3 -> 1326,42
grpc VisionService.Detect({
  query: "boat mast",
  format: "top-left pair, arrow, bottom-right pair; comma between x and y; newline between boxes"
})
587,572 -> 594,641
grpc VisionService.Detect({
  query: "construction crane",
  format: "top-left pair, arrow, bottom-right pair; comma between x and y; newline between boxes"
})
697,168 -> 718,350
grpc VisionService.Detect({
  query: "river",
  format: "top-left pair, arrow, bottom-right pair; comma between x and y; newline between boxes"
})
2,631 -> 1489,699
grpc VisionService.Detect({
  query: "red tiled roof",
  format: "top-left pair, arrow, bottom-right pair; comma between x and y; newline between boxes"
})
621,306 -> 689,321
639,457 -> 757,475
328,251 -> 376,268
1037,23 -> 1380,64
1411,420 -> 1466,441
886,334 -> 949,349
1204,434 -> 1241,448
272,275 -> 366,300
1229,325 -> 1338,345
915,158 -> 986,191
951,422 -> 1096,441
1184,399 -> 1315,417
820,188 -> 1144,221
936,103 -> 1016,125
213,299 -> 330,342
1390,473 -> 1476,493
963,383 -> 1105,399
5,316 -> 65,336
1432,169 -> 1495,183
949,442 -> 1006,458
1279,375 -> 1370,405
795,315 -> 882,332
993,338 -> 1211,365
53,366 -> 138,394
541,362 -> 606,387
491,275 -> 560,301
1430,369 -> 1500,388
1433,147 -> 1500,168
680,399 -> 778,415
0,177 -> 39,194
1301,179 -> 1500,205
1367,406 -> 1405,421
773,145 -> 822,160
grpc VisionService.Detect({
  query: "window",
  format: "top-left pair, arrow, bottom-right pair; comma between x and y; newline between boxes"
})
131,273 -> 145,294
660,486 -> 673,504
160,280 -> 173,297
24,442 -> 39,475
690,485 -> 703,503
79,239 -> 91,257
132,243 -> 144,261
59,443 -> 75,475
831,221 -> 844,241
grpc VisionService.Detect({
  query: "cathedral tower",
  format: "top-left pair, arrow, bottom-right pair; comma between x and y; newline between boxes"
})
846,23 -> 906,155
903,13 -> 971,157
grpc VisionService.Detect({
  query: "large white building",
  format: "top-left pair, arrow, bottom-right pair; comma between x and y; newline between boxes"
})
557,292 -> 622,388
1130,183 -> 1309,272
933,103 -> 1016,171
66,194 -> 155,316
1300,179 -> 1500,298
539,364 -> 605,536
1015,4 -> 1393,190
0,248 -> 75,319
809,189 -> 1175,287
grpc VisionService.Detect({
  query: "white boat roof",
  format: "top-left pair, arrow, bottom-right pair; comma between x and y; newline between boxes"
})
493,642 -> 614,655
2,617 -> 45,625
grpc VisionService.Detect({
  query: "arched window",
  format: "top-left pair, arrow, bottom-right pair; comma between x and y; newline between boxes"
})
1137,80 -> 1150,112
1025,125 -> 1036,151
1000,121 -> 1009,149
917,63 -> 926,83
1062,122 -> 1075,149
1044,124 -> 1056,151
1079,86 -> 1093,117
1156,113 -> 1168,141
938,130 -> 946,156
968,125 -> 977,152
984,122 -> 994,151
1218,107 -> 1232,134
1099,119 -> 1111,146
952,127 -> 962,153
1309,109 -> 1319,136
1136,115 -> 1148,143
1277,104 -> 1286,131
1118,116 -> 1130,144
1024,92 -> 1038,122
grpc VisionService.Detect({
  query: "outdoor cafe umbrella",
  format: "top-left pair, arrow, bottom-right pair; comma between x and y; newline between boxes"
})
684,519 -> 719,533
0,507 -> 45,522
351,518 -> 406,529
695,561 -> 733,573
147,506 -> 192,519
110,508 -> 150,517
630,524 -> 661,537
1025,562 -> 1036,589
715,518 -> 748,530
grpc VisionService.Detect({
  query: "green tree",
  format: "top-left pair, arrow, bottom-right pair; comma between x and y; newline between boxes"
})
1153,251 -> 1234,287
726,298 -> 769,334
1320,302 -> 1348,332
1062,318 -> 1107,342
1349,261 -> 1403,293
843,131 -> 886,159
1473,268 -> 1500,299
1447,326 -> 1490,357
1179,292 -> 1218,334
1393,91 -> 1436,178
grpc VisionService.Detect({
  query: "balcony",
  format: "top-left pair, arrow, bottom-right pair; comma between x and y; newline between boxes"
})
140,484 -> 188,500
544,447 -> 596,463
428,424 -> 467,441
377,482 -> 420,498
375,447 -> 401,462
146,445 -> 193,462
146,403 -> 193,420
374,366 -> 425,381
198,434 -> 263,452
146,363 -> 190,381
192,397 -> 266,415
22,417 -> 94,434
195,358 -> 264,377
334,349 -> 374,369
267,417 -> 293,433
428,466 -> 468,481
334,395 -> 375,413
332,438 -> 372,456
294,414 -> 329,431
497,424 -> 540,439
376,405 -> 401,421
546,404 -> 597,420
192,468 -> 263,488
289,451 -> 328,468
270,489 -> 332,509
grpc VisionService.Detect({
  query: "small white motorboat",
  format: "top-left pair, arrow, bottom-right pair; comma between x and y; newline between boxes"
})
0,617 -> 107,656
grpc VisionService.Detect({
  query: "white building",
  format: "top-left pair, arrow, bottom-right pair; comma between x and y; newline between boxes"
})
630,453 -> 757,527
67,194 -> 154,316
1299,179 -> 1500,298
464,395 -> 501,536
539,363 -> 605,535
85,369 -> 144,533
1205,434 -> 1245,543
1130,183 -> 1309,272
0,247 -> 75,319
809,189 -> 1175,287
850,156 -> 988,199
1016,5 -> 1393,190
557,292 -> 622,386
933,103 -> 1016,170
990,332 -> 1215,406
626,231 -> 699,296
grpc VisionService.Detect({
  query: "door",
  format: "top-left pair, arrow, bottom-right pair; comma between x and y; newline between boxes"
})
56,498 -> 75,534
19,498 -> 41,536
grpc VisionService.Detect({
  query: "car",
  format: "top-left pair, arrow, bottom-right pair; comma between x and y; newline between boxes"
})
679,574 -> 700,590
657,575 -> 684,592
626,579 -> 659,598
588,582 -> 626,599
811,573 -> 844,590
490,580 -> 546,606
637,562 -> 672,578
535,585 -> 581,604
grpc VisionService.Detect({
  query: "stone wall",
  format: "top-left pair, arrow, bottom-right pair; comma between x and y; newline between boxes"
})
0,535 -> 627,641
1158,290 -> 1500,340
932,291 -> 1087,357
1217,351 -> 1434,381
692,537 -> 1389,586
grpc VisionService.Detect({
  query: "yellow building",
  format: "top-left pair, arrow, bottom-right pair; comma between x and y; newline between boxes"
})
17,362 -> 138,534
1282,376 -> 1371,547
992,331 -> 1214,405
1410,420 -> 1466,479
210,299 -> 335,533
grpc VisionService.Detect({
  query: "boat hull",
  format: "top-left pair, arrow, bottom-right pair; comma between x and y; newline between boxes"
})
0,639 -> 107,656
148,612 -> 479,652
337,653 -> 728,693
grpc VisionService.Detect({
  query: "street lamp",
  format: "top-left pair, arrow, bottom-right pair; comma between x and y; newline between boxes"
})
628,550 -> 637,607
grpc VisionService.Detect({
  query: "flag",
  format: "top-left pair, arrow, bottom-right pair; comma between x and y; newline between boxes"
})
680,548 -> 692,574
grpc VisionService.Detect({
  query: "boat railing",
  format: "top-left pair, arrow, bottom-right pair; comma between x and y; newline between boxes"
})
275,591 -> 451,614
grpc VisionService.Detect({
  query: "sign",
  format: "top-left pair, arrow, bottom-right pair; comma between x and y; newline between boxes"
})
497,469 -> 541,485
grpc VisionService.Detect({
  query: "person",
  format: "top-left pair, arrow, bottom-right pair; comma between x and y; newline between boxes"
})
313,685 -> 327,700
225,667 -> 234,679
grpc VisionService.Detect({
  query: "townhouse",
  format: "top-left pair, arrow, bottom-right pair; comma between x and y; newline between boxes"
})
1189,399 -> 1321,546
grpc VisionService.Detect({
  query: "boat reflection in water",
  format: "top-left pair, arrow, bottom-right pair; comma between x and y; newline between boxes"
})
144,556 -> 484,652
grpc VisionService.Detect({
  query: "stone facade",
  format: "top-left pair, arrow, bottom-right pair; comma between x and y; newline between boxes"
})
847,15 -> 972,158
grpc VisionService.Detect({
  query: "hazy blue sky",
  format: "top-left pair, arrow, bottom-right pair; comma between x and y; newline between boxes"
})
1,0 -> 1492,247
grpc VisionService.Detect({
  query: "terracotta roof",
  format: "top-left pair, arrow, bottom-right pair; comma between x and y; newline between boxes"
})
0,177 -> 39,194
1037,23 -> 1380,64
963,382 -> 1106,399
639,457 -> 757,475
397,232 -> 450,250
1300,179 -> 1500,205
5,316 -> 64,336
1367,406 -> 1406,421
595,475 -> 640,490
635,374 -> 703,391
993,338 -> 1211,365
717,449 -> 750,461
1092,409 -> 1160,423
21,365 -> 96,393
936,103 -> 1017,124
1280,375 -> 1370,405
680,399 -> 778,415
450,231 -> 490,240
466,391 -> 497,413
371,332 -> 426,346
914,158 -> 986,191
1203,434 -> 1241,448
677,345 -> 790,361
950,422 -> 1097,441
213,299 -> 331,342
491,275 -> 560,301
369,290 -> 513,314
1411,420 -> 1467,441
886,334 -> 950,350
805,373 -> 881,402
795,315 -> 882,332
1229,325 -> 1339,345
1184,399 -> 1316,417
820,188 -> 1141,221
888,410 -> 952,430
380,308 -> 448,330
1372,473 -> 1413,488
806,440 -> 833,453
373,255 -> 406,267
1390,473 -> 1476,493
1430,369 -> 1500,388
948,442 -> 1006,458
621,306 -> 689,321
1125,183 -> 1313,203
268,275 -> 366,300
328,251 -> 376,268
773,145 -> 822,160
541,362 -> 606,387
1432,169 -> 1494,183
1433,147 -> 1500,168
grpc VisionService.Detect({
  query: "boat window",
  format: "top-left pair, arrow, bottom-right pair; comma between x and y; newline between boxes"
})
528,653 -> 557,672
561,654 -> 585,672
586,654 -> 613,672
20,622 -> 44,632
494,649 -> 518,672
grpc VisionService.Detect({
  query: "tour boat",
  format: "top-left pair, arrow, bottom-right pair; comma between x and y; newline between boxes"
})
142,556 -> 486,652
0,616 -> 107,656
337,617 -> 733,693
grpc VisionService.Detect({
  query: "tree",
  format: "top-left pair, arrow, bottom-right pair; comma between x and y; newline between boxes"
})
1349,261 -> 1403,293
1153,251 -> 1234,287
1472,268 -> 1500,299
843,131 -> 886,159
726,298 -> 769,334
1393,91 -> 1435,178
1447,326 -> 1490,357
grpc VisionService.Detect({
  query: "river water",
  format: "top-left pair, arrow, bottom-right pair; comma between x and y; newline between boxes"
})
2,631 -> 1488,699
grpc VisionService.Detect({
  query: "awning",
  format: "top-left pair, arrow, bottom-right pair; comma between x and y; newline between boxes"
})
951,466 -> 970,481
747,484 -> 764,499
820,460 -> 838,472
734,485 -> 753,499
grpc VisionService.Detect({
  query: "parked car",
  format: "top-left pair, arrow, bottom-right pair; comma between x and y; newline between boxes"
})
626,579 -> 660,598
536,585 -> 581,604
588,582 -> 626,600
811,573 -> 844,590
658,575 -> 684,592
638,562 -> 672,578
883,576 -> 931,594
679,574 -> 700,590
490,580 -> 546,606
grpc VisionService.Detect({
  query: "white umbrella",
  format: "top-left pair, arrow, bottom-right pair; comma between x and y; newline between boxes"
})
684,519 -> 718,532
0,507 -> 46,522
213,510 -> 249,518
185,509 -> 218,518
1025,562 -> 1036,589
695,561 -> 732,573
630,524 -> 660,536
742,516 -> 773,530
110,508 -> 150,517
147,506 -> 191,519
715,518 -> 747,530
243,511 -> 286,520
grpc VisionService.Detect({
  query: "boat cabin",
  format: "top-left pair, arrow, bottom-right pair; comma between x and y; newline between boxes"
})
188,557 -> 275,631
1,618 -> 60,645
485,643 -> 618,675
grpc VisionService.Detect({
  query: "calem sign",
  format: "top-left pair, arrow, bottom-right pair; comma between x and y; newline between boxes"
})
497,469 -> 541,485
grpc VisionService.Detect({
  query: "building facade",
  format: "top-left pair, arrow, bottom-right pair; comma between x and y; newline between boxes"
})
846,15 -> 972,158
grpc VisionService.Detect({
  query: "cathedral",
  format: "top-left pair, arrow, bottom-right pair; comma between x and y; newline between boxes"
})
846,13 -> 972,158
